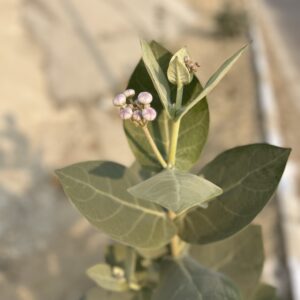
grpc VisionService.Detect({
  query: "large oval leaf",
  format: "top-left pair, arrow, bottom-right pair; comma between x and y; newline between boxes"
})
55,161 -> 176,249
128,169 -> 222,214
175,144 -> 290,244
153,257 -> 241,300
190,225 -> 264,299
124,41 -> 209,171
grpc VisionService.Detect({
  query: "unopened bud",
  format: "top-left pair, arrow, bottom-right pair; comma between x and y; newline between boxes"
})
120,107 -> 133,120
113,93 -> 126,106
132,110 -> 142,122
138,92 -> 153,104
112,267 -> 125,279
142,107 -> 157,121
123,89 -> 135,98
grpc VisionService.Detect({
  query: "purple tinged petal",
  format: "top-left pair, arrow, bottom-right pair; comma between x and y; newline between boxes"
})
120,107 -> 133,120
132,110 -> 142,121
113,93 -> 126,106
142,107 -> 157,121
138,92 -> 153,104
123,89 -> 135,98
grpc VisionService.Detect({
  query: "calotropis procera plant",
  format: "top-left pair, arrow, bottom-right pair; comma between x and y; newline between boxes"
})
56,40 -> 290,300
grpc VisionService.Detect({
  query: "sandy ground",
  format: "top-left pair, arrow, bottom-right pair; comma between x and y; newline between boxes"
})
0,0 -> 288,299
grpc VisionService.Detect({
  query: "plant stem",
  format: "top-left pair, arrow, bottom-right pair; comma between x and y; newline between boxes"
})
168,120 -> 181,168
142,125 -> 168,169
175,84 -> 184,110
168,211 -> 180,257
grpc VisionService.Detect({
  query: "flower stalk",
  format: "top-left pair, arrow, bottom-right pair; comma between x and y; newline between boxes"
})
142,125 -> 168,169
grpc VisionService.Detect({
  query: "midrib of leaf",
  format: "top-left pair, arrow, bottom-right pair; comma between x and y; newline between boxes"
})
171,170 -> 181,207
58,171 -> 166,217
177,260 -> 203,299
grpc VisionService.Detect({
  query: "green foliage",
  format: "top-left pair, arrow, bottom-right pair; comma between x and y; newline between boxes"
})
124,41 -> 209,171
56,40 -> 290,299
55,161 -> 176,249
128,169 -> 222,213
167,48 -> 193,85
190,225 -> 264,299
87,264 -> 129,292
175,144 -> 290,244
140,40 -> 172,118
153,257 -> 241,300
178,45 -> 247,120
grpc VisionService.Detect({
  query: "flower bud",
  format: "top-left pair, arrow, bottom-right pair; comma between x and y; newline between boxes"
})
113,93 -> 126,106
123,89 -> 135,98
137,92 -> 153,104
120,107 -> 133,120
142,107 -> 157,121
132,110 -> 142,122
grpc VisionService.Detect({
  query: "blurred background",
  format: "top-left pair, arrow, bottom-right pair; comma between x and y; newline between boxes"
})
0,0 -> 299,299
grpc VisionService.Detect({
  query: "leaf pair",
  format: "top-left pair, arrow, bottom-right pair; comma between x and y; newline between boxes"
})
140,39 -> 247,121
124,41 -> 209,172
55,144 -> 290,251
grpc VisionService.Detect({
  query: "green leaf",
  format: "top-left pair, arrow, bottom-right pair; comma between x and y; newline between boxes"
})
252,284 -> 279,300
140,39 -> 172,118
128,169 -> 222,214
86,264 -> 129,292
175,144 -> 290,244
55,161 -> 176,249
167,48 -> 192,85
136,245 -> 168,259
153,257 -> 241,300
178,45 -> 247,120
124,41 -> 209,172
190,225 -> 264,299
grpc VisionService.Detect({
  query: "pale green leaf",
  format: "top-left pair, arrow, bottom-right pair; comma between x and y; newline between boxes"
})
86,264 -> 129,292
167,48 -> 192,85
175,144 -> 290,244
190,225 -> 264,299
153,257 -> 241,300
178,45 -> 247,120
128,169 -> 223,214
55,161 -> 176,249
124,41 -> 209,172
136,245 -> 168,259
140,39 -> 172,118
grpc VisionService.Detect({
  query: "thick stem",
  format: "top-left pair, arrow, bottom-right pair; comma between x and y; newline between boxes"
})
168,120 -> 181,168
142,125 -> 168,168
168,211 -> 180,257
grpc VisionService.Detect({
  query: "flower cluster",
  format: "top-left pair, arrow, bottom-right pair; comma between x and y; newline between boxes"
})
184,56 -> 200,73
113,90 -> 157,126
